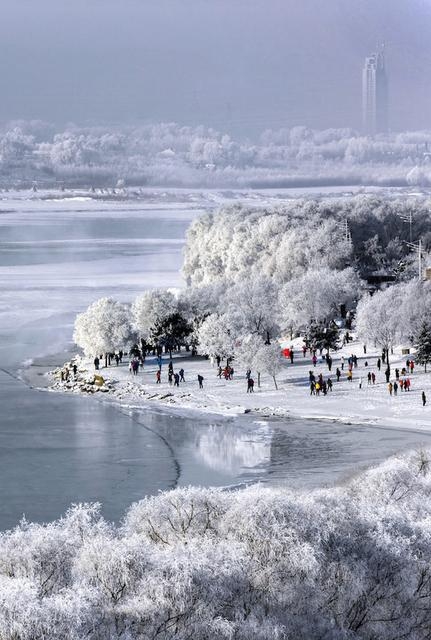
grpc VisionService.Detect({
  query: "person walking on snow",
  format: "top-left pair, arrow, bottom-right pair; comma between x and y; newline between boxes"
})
179,368 -> 185,382
156,370 -> 161,384
388,382 -> 393,396
198,374 -> 204,389
423,391 -> 427,407
247,377 -> 254,393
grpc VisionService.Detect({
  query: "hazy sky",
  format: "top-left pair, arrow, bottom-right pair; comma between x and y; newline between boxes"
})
1,0 -> 431,135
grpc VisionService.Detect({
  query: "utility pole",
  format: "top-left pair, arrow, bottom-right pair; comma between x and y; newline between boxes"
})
405,239 -> 423,280
409,210 -> 413,244
419,238 -> 422,281
397,210 -> 413,244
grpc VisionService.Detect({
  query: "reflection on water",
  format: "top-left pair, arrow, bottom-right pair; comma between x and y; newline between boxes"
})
196,423 -> 271,475
134,407 -> 431,492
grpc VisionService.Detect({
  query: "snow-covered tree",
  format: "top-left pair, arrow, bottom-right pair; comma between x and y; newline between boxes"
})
73,298 -> 134,357
132,289 -> 178,340
178,283 -> 221,325
236,335 -> 283,389
151,312 -> 192,356
178,282 -> 225,348
235,334 -> 264,371
279,267 -> 360,333
235,333 -> 266,386
2,451 -> 431,639
254,342 -> 283,389
197,314 -> 235,363
399,280 -> 431,342
356,287 -> 404,364
415,321 -> 431,372
223,276 -> 280,343
132,289 -> 193,354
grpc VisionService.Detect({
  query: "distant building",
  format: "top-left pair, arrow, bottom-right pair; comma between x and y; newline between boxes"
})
362,49 -> 388,135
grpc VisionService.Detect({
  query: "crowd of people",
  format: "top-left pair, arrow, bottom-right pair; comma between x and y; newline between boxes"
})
92,346 -> 207,390
300,345 -> 426,406
86,338 -> 428,407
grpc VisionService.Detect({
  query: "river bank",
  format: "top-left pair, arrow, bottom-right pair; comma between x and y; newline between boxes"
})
40,333 -> 431,432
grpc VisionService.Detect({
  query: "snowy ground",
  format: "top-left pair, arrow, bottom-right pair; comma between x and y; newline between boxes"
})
49,334 -> 431,431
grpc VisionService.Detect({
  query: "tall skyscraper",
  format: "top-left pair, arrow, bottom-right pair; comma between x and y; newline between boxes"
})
362,49 -> 388,135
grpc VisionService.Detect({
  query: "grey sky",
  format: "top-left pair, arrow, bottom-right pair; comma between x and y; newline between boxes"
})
1,0 -> 431,135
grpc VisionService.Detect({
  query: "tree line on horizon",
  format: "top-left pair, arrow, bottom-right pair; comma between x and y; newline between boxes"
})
3,122 -> 431,188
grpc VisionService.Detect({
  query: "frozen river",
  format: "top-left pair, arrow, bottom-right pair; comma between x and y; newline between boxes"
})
1,191 -> 431,531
